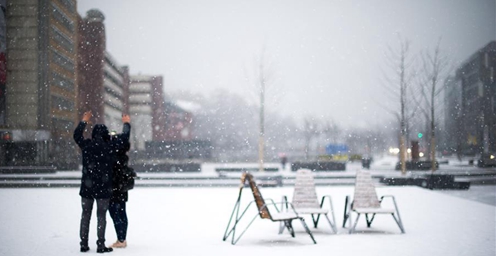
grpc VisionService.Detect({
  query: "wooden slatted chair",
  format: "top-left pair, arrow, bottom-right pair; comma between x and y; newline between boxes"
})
281,169 -> 337,233
342,170 -> 405,234
222,172 -> 317,245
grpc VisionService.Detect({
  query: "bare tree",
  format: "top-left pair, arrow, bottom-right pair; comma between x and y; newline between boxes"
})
416,40 -> 451,172
302,117 -> 321,160
166,90 -> 251,161
381,36 -> 417,174
321,119 -> 341,145
244,45 -> 279,171
344,126 -> 391,157
168,89 -> 303,162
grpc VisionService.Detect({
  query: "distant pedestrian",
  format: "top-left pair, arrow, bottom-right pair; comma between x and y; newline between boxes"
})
74,111 -> 131,253
280,153 -> 288,170
108,116 -> 135,249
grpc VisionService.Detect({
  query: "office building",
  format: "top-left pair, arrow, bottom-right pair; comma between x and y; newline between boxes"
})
455,41 -> 496,155
2,0 -> 78,167
128,75 -> 165,150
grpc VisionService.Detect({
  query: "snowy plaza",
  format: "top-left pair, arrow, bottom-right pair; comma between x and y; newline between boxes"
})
0,182 -> 495,256
0,1 -> 495,255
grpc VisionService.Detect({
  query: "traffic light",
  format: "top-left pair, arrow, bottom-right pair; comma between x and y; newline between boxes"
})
418,133 -> 423,139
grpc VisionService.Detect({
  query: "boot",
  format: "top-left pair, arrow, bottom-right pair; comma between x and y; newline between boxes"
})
96,247 -> 113,253
80,241 -> 90,252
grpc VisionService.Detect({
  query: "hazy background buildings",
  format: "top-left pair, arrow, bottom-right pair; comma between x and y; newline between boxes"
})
0,0 -> 494,169
0,1 -> 196,168
76,0 -> 495,128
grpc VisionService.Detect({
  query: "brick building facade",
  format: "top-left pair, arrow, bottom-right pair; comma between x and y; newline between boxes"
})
1,0 -> 79,168
77,9 -> 130,133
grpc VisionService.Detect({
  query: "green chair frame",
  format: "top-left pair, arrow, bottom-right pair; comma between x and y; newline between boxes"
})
222,172 -> 317,245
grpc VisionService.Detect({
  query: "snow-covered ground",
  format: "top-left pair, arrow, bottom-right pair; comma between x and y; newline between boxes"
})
0,185 -> 494,256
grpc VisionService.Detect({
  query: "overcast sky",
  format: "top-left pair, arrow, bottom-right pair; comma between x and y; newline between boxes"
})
77,0 -> 495,128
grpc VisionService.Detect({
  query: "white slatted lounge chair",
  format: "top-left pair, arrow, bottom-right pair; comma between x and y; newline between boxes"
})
342,171 -> 405,234
282,169 -> 337,233
222,172 -> 317,245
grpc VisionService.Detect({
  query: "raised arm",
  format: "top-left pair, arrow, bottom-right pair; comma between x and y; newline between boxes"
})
112,114 -> 131,151
121,114 -> 131,142
73,111 -> 91,148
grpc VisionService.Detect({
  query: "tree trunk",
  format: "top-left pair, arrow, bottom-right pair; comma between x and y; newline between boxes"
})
400,135 -> 407,175
258,136 -> 264,172
259,72 -> 265,172
431,115 -> 436,172
431,134 -> 436,172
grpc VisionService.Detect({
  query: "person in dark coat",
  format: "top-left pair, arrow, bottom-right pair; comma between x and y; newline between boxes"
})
109,125 -> 133,249
73,111 -> 131,253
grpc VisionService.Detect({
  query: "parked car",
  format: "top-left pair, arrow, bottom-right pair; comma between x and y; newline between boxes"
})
477,153 -> 496,168
395,160 -> 439,171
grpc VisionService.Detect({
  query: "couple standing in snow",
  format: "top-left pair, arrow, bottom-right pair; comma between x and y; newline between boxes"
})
73,111 -> 134,253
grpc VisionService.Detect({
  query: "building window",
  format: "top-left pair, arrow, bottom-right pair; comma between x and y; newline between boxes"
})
51,3 -> 74,33
51,49 -> 74,72
52,117 -> 74,133
58,0 -> 76,13
104,84 -> 122,100
104,71 -> 124,90
51,95 -> 74,111
51,26 -> 74,53
103,91 -> 123,111
51,71 -> 74,91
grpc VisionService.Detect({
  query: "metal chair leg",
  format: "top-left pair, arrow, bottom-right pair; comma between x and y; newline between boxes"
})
284,220 -> 295,237
342,196 -> 349,227
231,214 -> 258,245
278,221 -> 285,234
299,217 -> 317,244
392,213 -> 405,233
365,214 -> 373,227
381,195 -> 406,234
324,214 -> 337,233
311,214 -> 319,228
350,213 -> 360,234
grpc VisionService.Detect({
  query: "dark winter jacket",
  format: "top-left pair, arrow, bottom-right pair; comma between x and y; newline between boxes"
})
73,121 -> 131,199
111,132 -> 131,203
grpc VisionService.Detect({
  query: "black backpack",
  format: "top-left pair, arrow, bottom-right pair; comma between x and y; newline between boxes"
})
119,166 -> 137,192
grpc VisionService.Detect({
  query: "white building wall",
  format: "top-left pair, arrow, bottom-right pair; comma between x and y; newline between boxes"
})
104,105 -> 123,133
131,114 -> 152,150
129,75 -> 155,151
102,53 -> 126,133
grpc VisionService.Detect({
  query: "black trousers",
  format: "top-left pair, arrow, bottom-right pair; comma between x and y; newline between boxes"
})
109,201 -> 128,242
80,197 -> 110,248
